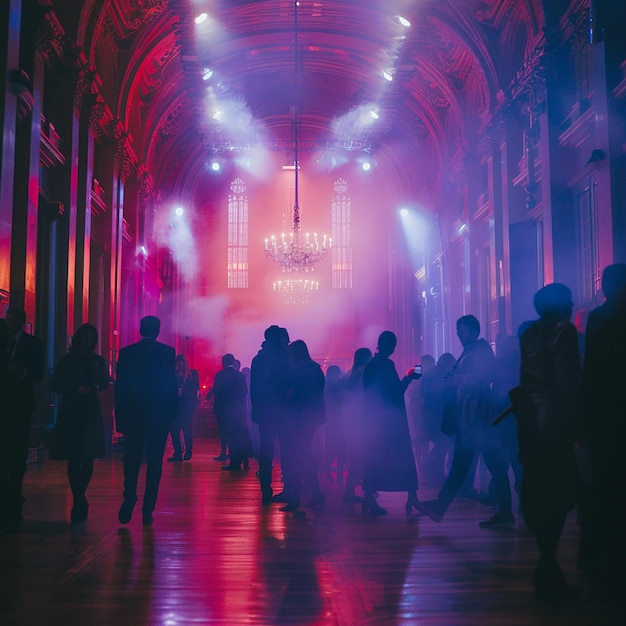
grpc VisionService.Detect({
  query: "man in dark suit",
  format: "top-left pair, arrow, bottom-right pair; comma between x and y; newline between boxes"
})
114,316 -> 178,525
580,263 -> 626,594
250,325 -> 290,504
1,306 -> 44,533
208,353 -> 249,471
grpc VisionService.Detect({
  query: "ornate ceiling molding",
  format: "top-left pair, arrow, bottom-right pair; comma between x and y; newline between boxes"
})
63,0 -> 558,201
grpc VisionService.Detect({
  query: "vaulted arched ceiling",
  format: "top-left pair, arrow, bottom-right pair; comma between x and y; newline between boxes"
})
73,0 -> 546,206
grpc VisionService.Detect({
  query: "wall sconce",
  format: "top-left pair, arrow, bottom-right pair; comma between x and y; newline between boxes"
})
9,69 -> 34,121
585,149 -> 605,166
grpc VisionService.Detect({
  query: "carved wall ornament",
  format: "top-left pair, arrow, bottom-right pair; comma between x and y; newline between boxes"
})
113,123 -> 137,181
157,100 -> 187,140
507,38 -> 548,118
476,132 -> 500,162
138,45 -> 177,102
429,16 -> 482,93
136,165 -> 156,204
444,150 -> 470,191
9,69 -> 34,121
35,8 -> 66,64
474,0 -> 520,34
103,0 -> 167,45
88,98 -> 112,140
562,7 -> 591,53
74,66 -> 99,110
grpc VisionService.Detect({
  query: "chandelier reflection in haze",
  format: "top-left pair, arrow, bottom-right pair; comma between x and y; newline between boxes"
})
264,0 -> 330,304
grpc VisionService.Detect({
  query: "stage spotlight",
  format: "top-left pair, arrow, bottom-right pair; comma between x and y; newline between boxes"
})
397,16 -> 411,27
175,207 -> 184,217
210,161 -> 220,172
195,13 -> 208,25
400,208 -> 409,217
361,161 -> 371,172
202,67 -> 213,81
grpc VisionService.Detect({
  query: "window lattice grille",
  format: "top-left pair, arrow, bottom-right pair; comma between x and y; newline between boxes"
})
331,178 -> 352,289
227,178 -> 249,288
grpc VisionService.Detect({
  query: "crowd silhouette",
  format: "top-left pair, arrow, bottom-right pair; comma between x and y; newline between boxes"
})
2,262 -> 626,605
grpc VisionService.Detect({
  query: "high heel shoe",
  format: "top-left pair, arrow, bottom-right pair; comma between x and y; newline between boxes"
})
71,498 -> 89,524
361,497 -> 387,516
405,498 -> 420,514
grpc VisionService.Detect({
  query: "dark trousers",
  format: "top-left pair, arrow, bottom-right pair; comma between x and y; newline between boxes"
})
215,414 -> 228,456
281,420 -> 321,506
0,413 -> 31,527
521,480 -> 569,592
438,444 -> 512,515
579,448 -> 626,586
122,424 -> 169,514
258,418 -> 280,498
345,446 -> 364,496
421,429 -> 453,487
67,459 -> 94,504
170,413 -> 193,456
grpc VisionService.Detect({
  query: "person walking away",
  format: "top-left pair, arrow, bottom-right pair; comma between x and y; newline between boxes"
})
342,348 -> 372,503
49,323 -> 109,523
250,325 -> 290,504
0,306 -> 44,533
514,283 -> 582,602
280,340 -> 326,512
210,353 -> 250,471
168,354 -> 199,462
114,316 -> 178,525
579,263 -> 626,597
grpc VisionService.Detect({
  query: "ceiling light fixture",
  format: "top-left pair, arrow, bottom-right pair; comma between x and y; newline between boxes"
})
265,1 -> 331,303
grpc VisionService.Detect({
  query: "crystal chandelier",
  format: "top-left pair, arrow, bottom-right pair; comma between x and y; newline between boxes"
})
265,0 -> 330,302
273,278 -> 319,305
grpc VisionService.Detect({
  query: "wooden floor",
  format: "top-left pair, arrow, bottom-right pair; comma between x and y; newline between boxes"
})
1,437 -> 623,626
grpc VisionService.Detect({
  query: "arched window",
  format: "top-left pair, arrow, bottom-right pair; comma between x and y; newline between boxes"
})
227,177 -> 248,288
331,177 -> 352,288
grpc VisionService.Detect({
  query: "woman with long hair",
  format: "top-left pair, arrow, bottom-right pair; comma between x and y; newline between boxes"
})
168,354 -> 199,462
362,331 -> 421,515
50,323 -> 109,523
342,347 -> 372,503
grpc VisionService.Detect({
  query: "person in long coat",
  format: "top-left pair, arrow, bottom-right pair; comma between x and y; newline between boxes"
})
0,306 -> 44,533
0,319 -> 29,533
362,331 -> 421,515
50,323 -> 109,523
168,354 -> 199,462
516,283 -> 582,602
579,263 -> 626,595
342,347 -> 372,503
280,340 -> 326,511
210,353 -> 251,471
250,325 -> 290,503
